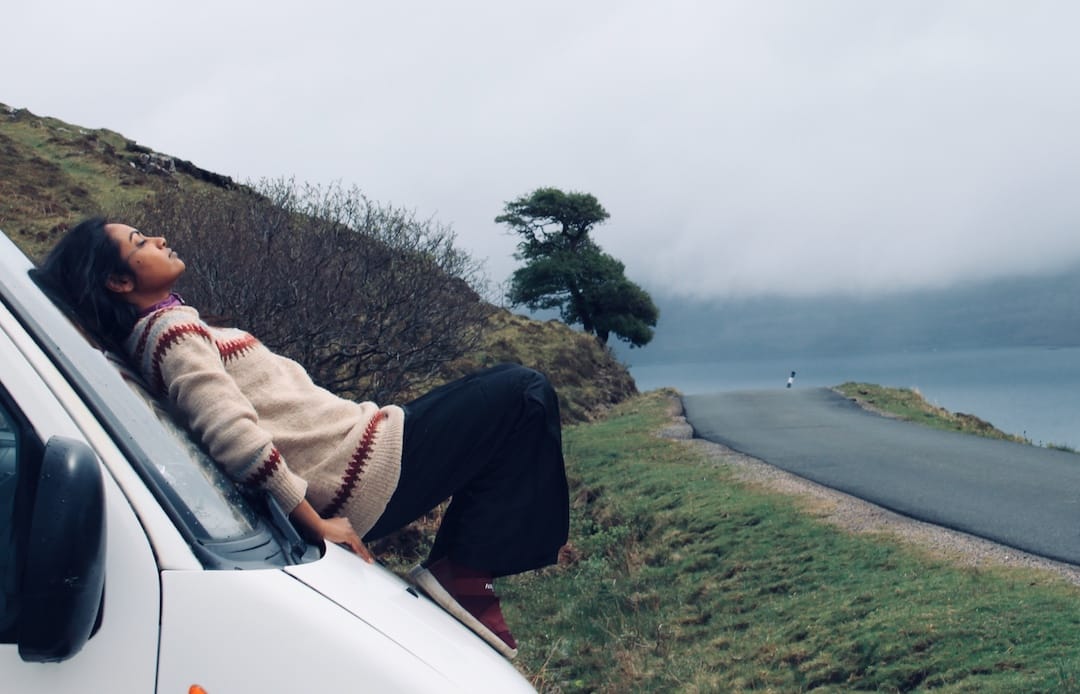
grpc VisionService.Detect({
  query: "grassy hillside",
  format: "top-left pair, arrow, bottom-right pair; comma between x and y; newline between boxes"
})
0,102 -> 636,421
506,390 -> 1080,692
450,309 -> 637,423
0,101 -> 233,262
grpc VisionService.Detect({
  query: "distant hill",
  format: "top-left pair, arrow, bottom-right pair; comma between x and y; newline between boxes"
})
616,269 -> 1080,365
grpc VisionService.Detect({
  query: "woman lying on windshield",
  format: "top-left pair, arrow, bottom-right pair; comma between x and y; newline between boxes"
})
39,217 -> 570,660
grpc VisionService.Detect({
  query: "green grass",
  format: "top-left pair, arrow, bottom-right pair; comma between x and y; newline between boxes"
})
503,390 -> 1080,692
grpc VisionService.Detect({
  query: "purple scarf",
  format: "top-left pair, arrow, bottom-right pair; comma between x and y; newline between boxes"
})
139,292 -> 184,317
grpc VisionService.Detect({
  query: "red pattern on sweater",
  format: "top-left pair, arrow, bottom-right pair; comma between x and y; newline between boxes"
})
132,309 -> 170,364
217,334 -> 260,363
150,323 -> 213,393
248,447 -> 283,487
324,410 -> 386,517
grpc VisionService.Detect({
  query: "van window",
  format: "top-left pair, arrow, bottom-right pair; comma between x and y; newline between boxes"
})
0,390 -> 42,642
106,355 -> 260,542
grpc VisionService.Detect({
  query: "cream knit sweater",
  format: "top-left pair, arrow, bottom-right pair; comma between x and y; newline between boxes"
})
125,305 -> 403,536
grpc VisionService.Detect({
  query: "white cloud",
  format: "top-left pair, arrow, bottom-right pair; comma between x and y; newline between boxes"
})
6,0 -> 1080,298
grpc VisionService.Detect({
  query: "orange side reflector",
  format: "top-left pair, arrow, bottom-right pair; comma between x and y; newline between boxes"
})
190,686 -> 208,694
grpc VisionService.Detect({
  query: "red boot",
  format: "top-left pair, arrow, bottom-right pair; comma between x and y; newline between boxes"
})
409,558 -> 518,659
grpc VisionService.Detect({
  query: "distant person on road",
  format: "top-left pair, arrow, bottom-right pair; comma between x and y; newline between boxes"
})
38,217 -> 571,660
787,371 -> 796,389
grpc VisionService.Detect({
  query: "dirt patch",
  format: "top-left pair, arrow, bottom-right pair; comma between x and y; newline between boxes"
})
662,395 -> 1080,586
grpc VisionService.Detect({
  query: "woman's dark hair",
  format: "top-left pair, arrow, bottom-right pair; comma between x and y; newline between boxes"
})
38,217 -> 139,352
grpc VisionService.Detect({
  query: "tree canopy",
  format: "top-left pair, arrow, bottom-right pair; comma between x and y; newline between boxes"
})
496,187 -> 658,347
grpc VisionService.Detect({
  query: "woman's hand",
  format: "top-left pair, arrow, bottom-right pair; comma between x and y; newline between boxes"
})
289,499 -> 374,563
320,516 -> 374,563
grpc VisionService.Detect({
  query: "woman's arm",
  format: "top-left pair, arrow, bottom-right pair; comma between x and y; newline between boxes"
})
138,313 -> 374,561
140,314 -> 308,511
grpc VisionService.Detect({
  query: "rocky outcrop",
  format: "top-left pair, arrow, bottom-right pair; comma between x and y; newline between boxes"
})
124,141 -> 234,188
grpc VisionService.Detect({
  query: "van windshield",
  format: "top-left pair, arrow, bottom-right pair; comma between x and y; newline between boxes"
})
107,354 -> 259,542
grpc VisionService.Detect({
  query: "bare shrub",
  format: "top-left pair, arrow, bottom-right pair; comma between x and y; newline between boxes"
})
118,179 -> 490,404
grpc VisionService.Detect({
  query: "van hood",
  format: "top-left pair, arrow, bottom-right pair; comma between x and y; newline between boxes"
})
284,545 -> 533,692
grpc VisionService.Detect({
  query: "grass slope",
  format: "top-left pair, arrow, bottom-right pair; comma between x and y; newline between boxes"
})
449,309 -> 638,423
505,391 -> 1080,692
0,101 -> 229,261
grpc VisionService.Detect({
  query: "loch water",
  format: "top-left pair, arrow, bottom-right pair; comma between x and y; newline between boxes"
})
626,346 -> 1080,450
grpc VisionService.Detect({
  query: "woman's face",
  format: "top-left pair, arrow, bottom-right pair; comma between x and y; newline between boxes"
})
105,223 -> 186,297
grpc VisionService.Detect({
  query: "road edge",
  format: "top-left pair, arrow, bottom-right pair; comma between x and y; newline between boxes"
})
661,393 -> 1080,587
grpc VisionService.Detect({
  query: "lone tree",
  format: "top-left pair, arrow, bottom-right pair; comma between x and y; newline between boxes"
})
496,187 -> 658,347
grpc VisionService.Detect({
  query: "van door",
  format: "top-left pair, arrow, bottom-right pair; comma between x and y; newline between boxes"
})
0,326 -> 161,693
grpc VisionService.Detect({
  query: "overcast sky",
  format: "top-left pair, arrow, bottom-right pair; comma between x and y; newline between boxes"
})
6,1 -> 1080,300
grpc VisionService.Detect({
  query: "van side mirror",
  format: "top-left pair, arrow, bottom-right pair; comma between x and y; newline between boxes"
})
18,436 -> 106,663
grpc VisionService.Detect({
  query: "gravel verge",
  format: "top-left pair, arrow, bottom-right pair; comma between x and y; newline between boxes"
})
660,394 -> 1080,586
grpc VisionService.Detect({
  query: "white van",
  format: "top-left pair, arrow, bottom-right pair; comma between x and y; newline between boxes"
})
0,230 -> 535,692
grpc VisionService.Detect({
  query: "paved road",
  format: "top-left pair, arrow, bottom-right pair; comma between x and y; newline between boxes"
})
682,388 -> 1080,565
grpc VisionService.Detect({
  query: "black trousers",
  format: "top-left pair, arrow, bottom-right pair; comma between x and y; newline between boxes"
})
364,364 -> 569,577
